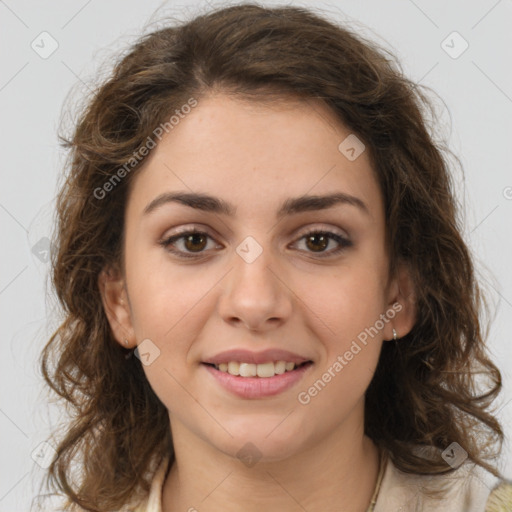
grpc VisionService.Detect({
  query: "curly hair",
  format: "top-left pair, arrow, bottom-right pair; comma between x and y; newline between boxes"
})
40,3 -> 505,510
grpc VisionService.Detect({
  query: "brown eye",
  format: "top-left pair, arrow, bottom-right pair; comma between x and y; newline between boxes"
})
160,227 -> 352,260
305,233 -> 330,252
183,233 -> 208,252
294,229 -> 352,258
159,229 -> 218,258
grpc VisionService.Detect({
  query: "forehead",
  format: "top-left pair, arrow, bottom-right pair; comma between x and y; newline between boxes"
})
126,93 -> 383,222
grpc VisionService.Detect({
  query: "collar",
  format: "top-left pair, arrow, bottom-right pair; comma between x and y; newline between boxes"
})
134,449 -> 497,512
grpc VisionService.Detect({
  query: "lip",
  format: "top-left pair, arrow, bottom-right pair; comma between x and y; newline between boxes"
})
202,361 -> 314,399
202,348 -> 312,366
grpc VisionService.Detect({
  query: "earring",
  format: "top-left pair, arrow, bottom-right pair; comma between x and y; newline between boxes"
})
392,328 -> 398,341
123,339 -> 129,346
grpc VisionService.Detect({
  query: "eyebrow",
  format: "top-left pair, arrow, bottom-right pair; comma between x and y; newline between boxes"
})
142,191 -> 370,219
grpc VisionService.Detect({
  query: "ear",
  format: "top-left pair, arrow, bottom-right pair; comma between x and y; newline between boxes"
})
383,261 -> 416,341
98,265 -> 136,348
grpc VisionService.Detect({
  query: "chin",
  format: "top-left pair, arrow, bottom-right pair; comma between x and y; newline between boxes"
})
210,423 -> 309,464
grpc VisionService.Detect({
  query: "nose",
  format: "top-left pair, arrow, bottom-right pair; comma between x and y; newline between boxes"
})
217,243 -> 293,332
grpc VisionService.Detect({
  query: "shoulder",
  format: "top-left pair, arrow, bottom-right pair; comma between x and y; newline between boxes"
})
374,448 -> 510,512
120,454 -> 171,512
485,480 -> 512,512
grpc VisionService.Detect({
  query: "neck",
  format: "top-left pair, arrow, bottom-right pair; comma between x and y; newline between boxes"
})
161,410 -> 380,512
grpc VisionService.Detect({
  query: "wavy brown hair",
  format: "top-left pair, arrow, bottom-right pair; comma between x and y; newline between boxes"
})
40,2 -> 505,510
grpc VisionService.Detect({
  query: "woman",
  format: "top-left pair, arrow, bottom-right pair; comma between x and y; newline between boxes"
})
40,3 -> 512,511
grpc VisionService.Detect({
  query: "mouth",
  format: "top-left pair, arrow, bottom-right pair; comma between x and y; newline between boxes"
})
202,360 -> 313,377
201,360 -> 314,399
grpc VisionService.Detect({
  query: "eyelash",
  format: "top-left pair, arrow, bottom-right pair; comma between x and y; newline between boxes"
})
158,227 -> 353,260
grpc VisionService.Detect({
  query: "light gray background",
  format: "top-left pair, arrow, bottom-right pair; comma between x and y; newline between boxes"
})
1,0 -> 511,510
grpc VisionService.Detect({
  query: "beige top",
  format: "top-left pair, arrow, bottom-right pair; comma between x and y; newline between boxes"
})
124,452 -> 512,512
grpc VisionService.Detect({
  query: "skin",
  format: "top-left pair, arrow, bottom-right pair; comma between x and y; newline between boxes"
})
100,93 -> 416,511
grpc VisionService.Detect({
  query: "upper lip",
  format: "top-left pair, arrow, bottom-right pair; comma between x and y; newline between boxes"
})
203,349 -> 312,365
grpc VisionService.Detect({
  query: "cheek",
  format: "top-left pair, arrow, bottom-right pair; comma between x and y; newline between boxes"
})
296,260 -> 388,342
125,251 -> 221,378
126,246 -> 201,335
126,269 -> 208,412
293,260 -> 387,399
296,276 -> 385,416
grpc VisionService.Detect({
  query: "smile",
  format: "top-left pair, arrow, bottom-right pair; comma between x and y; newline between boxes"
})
202,361 -> 314,399
210,360 -> 307,377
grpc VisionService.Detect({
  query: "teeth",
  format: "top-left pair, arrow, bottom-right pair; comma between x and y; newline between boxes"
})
256,362 -> 274,378
227,361 -> 240,375
214,360 -> 302,378
239,363 -> 257,377
274,361 -> 286,375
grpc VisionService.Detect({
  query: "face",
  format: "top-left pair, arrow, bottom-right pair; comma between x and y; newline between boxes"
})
101,93 -> 415,462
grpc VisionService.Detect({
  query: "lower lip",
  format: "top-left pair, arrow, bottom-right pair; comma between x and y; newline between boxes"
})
202,362 -> 313,399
